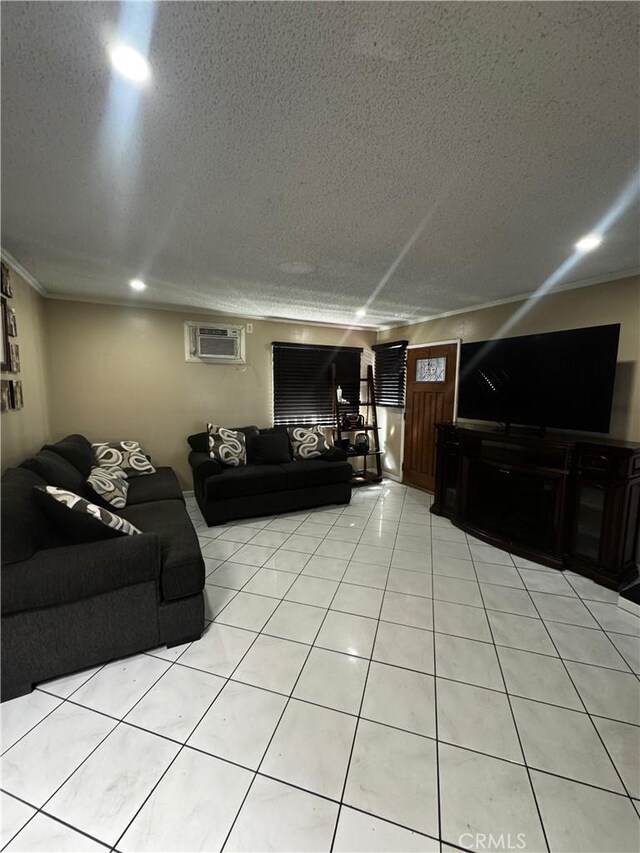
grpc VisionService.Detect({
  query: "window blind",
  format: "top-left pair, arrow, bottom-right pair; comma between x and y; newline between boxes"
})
272,343 -> 362,425
372,340 -> 409,407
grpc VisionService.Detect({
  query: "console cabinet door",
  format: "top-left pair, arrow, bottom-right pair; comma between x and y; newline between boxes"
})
571,480 -> 606,565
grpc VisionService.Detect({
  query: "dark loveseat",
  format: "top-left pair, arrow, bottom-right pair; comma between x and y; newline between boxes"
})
189,425 -> 352,525
1,435 -> 205,701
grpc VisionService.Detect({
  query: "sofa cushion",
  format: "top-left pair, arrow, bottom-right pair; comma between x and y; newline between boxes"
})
1,535 -> 160,615
86,466 -> 129,509
1,468 -> 60,564
207,424 -> 247,467
187,432 -> 209,453
204,464 -> 287,500
250,433 -> 292,465
43,434 -> 95,478
287,426 -> 331,460
126,466 -> 184,505
279,459 -> 352,490
119,500 -> 205,601
190,426 -> 260,456
20,449 -> 87,495
93,441 -> 156,477
34,486 -> 141,541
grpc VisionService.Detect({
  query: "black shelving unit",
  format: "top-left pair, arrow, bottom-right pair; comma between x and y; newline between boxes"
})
331,363 -> 383,484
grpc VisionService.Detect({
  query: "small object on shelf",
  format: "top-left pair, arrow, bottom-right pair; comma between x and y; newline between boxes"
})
336,385 -> 350,404
354,432 -> 369,453
342,412 -> 364,429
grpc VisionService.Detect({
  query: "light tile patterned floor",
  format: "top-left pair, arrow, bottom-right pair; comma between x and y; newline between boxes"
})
2,481 -> 639,852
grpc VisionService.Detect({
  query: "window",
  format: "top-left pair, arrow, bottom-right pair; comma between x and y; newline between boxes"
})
272,343 -> 362,425
372,340 -> 409,407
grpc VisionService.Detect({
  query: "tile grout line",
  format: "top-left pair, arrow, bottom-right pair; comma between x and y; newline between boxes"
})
328,484 -> 407,852
105,508 -> 363,853
505,558 -> 639,806
465,534 -> 552,853
428,492 -> 445,851
219,487 -> 386,852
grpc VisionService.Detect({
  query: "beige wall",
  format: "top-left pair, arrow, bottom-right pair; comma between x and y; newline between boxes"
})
3,269 -> 637,489
1,269 -> 51,470
44,300 -> 375,487
377,275 -> 640,480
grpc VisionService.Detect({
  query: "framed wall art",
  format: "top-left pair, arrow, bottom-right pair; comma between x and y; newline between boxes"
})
1,380 -> 11,412
1,262 -> 13,298
7,307 -> 17,336
0,297 -> 9,372
9,341 -> 20,373
10,380 -> 23,409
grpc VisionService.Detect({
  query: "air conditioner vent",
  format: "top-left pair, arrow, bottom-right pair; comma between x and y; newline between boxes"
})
184,322 -> 246,364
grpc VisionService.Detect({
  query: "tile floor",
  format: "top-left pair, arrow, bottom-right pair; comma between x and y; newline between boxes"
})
1,481 -> 639,852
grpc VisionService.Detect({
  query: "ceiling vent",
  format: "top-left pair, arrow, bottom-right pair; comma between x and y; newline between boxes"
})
184,322 -> 246,364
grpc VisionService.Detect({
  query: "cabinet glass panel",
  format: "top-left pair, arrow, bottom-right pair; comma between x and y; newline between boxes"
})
443,448 -> 459,512
574,483 -> 605,562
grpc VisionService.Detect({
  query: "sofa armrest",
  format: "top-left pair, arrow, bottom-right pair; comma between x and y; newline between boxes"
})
189,451 -> 222,479
324,446 -> 349,462
1,533 -> 162,616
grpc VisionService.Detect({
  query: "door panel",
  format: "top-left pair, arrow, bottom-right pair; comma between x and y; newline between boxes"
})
403,344 -> 457,491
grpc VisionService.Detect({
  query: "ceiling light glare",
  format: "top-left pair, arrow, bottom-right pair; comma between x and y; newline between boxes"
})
575,233 -> 603,253
129,278 -> 146,291
109,43 -> 151,84
355,308 -> 367,318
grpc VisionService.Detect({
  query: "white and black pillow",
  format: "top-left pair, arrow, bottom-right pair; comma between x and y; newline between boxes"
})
86,466 -> 129,509
287,426 -> 331,460
34,485 -> 141,542
207,424 -> 247,467
92,441 -> 156,478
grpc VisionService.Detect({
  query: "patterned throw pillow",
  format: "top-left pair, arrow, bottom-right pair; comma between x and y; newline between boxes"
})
287,426 -> 331,460
86,466 -> 129,509
34,485 -> 141,539
92,441 -> 156,477
207,424 -> 247,467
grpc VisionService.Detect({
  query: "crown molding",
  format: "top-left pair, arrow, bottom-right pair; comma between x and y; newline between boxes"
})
44,291 -> 377,333
0,249 -> 47,296
377,268 -> 640,332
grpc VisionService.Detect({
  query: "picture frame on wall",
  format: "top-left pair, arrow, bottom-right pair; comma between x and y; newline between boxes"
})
1,380 -> 12,412
0,297 -> 9,372
9,341 -> 20,373
10,380 -> 23,409
1,263 -> 13,298
7,307 -> 17,336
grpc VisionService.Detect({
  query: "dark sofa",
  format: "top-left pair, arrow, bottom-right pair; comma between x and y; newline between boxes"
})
1,435 -> 205,701
189,425 -> 352,525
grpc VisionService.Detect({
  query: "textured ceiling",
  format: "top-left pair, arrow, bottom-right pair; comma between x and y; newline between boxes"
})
1,1 -> 638,328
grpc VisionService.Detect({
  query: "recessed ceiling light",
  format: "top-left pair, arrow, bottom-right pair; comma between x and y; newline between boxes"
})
355,307 -> 367,318
109,43 -> 151,84
575,233 -> 603,253
278,261 -> 315,275
129,278 -> 146,291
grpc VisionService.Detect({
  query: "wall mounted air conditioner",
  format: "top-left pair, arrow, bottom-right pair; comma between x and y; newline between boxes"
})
184,322 -> 246,364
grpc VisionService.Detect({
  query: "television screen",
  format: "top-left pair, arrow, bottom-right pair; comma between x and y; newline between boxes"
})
458,324 -> 620,433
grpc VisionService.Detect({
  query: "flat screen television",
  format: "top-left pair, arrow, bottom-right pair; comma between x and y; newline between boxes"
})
458,324 -> 620,433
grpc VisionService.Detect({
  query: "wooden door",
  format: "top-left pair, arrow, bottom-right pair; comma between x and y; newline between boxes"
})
403,343 -> 457,491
